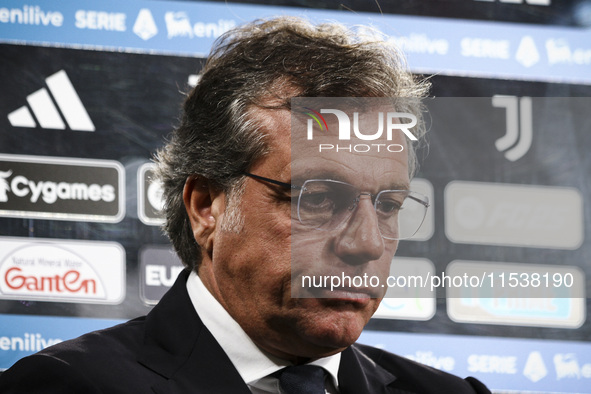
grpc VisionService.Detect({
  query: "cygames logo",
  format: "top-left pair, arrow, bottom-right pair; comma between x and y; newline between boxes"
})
0,154 -> 124,223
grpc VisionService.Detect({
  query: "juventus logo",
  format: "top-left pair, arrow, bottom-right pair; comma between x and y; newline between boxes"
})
493,95 -> 533,162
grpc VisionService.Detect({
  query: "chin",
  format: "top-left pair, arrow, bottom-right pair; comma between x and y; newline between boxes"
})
297,308 -> 370,352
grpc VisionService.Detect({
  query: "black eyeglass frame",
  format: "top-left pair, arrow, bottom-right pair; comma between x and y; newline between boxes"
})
243,172 -> 302,191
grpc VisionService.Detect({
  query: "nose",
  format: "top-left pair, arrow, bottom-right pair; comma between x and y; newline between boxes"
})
334,195 -> 386,263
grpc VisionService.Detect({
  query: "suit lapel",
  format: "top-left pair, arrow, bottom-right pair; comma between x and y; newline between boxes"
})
150,326 -> 251,394
137,270 -> 251,394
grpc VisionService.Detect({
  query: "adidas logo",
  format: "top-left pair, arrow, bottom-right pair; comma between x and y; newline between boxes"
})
7,70 -> 95,132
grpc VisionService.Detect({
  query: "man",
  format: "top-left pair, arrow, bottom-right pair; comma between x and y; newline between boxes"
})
0,17 -> 490,393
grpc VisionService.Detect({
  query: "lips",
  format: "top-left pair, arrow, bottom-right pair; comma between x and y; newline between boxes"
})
330,288 -> 372,299
303,285 -> 383,305
325,288 -> 373,306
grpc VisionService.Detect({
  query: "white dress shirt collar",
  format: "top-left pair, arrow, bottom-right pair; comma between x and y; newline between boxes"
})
186,271 -> 341,392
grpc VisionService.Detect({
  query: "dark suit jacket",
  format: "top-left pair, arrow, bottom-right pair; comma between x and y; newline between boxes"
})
0,270 -> 490,393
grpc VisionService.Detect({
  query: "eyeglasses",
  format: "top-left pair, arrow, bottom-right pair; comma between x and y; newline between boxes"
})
244,172 -> 429,240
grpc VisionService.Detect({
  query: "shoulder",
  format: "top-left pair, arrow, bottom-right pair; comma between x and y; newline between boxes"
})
43,316 -> 146,365
0,352 -> 102,394
350,343 -> 491,394
0,317 -> 148,394
0,272 -> 194,393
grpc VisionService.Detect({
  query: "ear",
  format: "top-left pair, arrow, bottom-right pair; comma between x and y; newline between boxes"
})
183,176 -> 225,254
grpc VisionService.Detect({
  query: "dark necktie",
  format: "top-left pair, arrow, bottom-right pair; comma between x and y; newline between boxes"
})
276,365 -> 326,394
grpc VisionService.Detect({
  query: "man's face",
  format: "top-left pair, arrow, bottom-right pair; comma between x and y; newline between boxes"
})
197,105 -> 410,361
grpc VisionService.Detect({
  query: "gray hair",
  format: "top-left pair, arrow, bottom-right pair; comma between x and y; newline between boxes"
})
155,16 -> 430,271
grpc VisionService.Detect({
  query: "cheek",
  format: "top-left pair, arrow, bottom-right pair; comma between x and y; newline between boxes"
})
385,240 -> 398,262
291,232 -> 328,270
214,219 -> 292,295
376,241 -> 398,273
291,233 -> 398,261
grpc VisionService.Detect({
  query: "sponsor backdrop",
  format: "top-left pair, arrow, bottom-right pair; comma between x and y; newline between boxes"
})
1,0 -> 591,392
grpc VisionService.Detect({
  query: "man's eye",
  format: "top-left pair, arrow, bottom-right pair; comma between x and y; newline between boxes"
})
300,192 -> 334,211
376,198 -> 402,214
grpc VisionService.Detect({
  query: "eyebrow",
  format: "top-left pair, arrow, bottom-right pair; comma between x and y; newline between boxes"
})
388,182 -> 411,191
291,170 -> 347,184
292,171 -> 410,191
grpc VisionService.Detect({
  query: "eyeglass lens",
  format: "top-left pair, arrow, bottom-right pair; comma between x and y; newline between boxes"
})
293,180 -> 428,240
